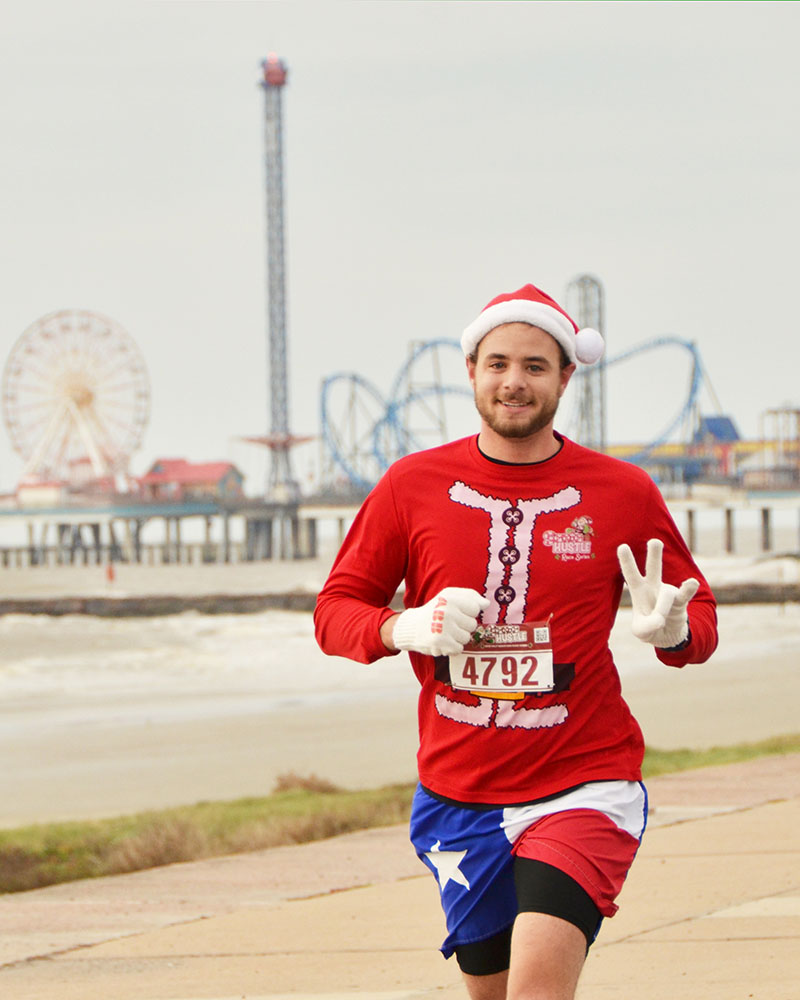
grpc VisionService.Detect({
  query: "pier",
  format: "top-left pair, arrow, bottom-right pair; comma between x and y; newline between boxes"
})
0,498 -> 357,569
667,489 -> 800,556
1,490 -> 799,571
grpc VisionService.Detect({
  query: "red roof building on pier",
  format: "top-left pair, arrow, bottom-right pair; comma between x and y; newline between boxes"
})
138,459 -> 244,502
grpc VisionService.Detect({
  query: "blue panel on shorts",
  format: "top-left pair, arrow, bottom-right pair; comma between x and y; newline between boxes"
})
409,785 -> 517,958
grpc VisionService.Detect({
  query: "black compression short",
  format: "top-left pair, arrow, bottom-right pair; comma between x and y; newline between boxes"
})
453,858 -> 602,976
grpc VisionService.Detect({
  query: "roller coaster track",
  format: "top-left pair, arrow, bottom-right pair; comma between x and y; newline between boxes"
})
321,336 -> 710,488
597,336 -> 705,464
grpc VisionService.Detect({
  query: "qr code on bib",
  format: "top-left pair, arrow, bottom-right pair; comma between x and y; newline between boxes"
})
534,627 -> 550,643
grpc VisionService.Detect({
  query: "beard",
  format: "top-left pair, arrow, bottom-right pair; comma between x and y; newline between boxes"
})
473,391 -> 561,439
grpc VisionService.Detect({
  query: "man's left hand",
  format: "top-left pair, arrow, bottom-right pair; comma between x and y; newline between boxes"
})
617,538 -> 699,649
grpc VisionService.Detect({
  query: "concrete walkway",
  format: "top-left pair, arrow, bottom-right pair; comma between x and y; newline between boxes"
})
1,755 -> 799,1000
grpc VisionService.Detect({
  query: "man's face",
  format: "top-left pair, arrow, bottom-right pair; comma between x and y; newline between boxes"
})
467,323 -> 575,441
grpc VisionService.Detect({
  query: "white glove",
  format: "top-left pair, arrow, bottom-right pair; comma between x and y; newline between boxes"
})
392,587 -> 490,657
617,538 -> 699,649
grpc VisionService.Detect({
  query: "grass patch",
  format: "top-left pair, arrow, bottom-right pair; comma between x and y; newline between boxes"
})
2,735 -> 799,895
641,732 -> 800,777
0,773 -> 414,895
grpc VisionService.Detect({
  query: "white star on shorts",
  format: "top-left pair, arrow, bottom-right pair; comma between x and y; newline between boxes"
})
425,840 -> 471,891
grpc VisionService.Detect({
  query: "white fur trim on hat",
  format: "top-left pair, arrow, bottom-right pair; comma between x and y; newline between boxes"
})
461,300 -> 604,366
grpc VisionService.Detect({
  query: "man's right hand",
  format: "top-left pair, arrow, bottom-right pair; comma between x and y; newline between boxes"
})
389,587 -> 490,657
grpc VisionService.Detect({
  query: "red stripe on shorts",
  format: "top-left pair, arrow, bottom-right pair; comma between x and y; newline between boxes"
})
511,807 -> 641,916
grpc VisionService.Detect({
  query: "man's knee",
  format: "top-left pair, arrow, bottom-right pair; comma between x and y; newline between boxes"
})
507,910 -> 587,1000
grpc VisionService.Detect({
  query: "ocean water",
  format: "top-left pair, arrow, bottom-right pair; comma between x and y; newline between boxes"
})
0,609 -> 417,733
2,595 -> 798,826
2,593 -> 795,713
0,502 -> 797,763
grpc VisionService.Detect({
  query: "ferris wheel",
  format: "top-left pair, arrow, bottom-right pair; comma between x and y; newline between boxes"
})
2,309 -> 150,483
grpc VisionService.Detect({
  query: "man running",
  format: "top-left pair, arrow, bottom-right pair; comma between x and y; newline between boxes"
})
314,283 -> 718,1000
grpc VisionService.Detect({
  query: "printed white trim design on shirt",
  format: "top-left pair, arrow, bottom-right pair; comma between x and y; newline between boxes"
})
435,481 -> 582,732
448,481 -> 581,624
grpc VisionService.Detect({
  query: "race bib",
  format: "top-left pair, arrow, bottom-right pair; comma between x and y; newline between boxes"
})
448,620 -> 554,700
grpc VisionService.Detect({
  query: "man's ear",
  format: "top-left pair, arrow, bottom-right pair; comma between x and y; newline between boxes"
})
466,355 -> 476,386
558,363 -> 576,396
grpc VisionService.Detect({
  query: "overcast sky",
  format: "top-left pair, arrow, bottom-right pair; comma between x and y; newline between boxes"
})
0,0 -> 797,494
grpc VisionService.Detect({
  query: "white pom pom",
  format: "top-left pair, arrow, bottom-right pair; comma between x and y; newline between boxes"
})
575,328 -> 604,365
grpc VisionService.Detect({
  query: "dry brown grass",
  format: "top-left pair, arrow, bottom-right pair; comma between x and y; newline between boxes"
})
0,774 -> 415,894
105,818 -> 212,874
4,735 -> 800,895
272,771 -> 341,794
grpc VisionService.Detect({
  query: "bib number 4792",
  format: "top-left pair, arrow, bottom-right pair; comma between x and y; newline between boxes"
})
459,654 -> 543,689
449,647 -> 555,695
449,620 -> 555,697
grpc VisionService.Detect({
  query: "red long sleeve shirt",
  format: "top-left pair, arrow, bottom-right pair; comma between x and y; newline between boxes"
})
315,435 -> 718,805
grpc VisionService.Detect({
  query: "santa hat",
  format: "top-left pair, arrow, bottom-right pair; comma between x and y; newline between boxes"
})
461,283 -> 605,366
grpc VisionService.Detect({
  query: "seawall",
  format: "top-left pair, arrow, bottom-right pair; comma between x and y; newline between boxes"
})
0,582 -> 796,617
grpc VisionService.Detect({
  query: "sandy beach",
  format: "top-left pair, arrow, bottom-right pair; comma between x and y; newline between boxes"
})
0,552 -> 798,829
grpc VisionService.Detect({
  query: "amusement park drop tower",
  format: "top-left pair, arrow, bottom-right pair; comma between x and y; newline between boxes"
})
260,53 -> 300,501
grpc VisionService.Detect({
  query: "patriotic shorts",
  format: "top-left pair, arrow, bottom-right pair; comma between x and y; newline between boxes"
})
409,780 -> 648,959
